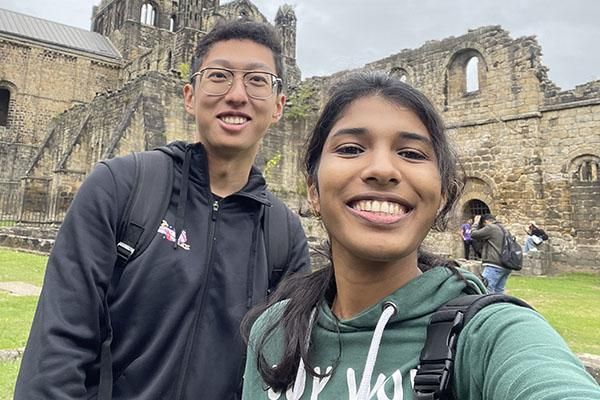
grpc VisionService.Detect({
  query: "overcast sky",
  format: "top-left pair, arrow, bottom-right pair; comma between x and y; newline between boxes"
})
1,0 -> 598,90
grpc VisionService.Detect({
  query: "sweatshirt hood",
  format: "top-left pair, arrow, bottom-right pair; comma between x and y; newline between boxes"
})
155,140 -> 269,202
286,268 -> 486,400
317,267 -> 485,333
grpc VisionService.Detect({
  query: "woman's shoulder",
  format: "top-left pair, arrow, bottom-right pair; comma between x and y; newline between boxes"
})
455,302 -> 600,397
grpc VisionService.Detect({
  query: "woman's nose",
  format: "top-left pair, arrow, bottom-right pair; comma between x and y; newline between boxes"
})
360,151 -> 401,186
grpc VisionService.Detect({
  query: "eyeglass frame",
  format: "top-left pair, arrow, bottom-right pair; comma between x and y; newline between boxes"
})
190,67 -> 283,99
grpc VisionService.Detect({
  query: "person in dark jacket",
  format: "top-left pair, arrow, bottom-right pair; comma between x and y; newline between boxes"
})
14,20 -> 310,400
471,214 -> 511,293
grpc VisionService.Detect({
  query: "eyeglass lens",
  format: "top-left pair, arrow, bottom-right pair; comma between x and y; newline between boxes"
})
199,68 -> 276,99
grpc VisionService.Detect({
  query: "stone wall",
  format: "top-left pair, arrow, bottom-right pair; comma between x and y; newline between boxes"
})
0,36 -> 121,188
19,71 -> 194,223
1,18 -> 598,270
287,26 -> 600,269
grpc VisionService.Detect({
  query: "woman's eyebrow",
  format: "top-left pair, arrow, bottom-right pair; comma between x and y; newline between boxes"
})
330,127 -> 368,138
398,131 -> 433,146
330,128 -> 433,146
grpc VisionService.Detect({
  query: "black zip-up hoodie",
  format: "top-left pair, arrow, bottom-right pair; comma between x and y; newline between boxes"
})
15,141 -> 310,399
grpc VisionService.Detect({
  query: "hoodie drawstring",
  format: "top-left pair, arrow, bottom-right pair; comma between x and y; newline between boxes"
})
356,301 -> 397,400
291,303 -> 397,400
173,145 -> 192,248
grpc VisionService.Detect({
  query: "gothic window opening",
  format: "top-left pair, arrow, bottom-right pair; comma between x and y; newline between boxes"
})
141,3 -> 157,26
389,67 -> 409,84
167,51 -> 172,70
465,56 -> 479,93
447,49 -> 487,104
0,88 -> 10,127
116,3 -> 126,28
465,199 -> 491,220
577,160 -> 599,182
169,15 -> 176,31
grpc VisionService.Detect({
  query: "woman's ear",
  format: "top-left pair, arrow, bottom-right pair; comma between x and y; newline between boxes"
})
307,178 -> 320,216
437,194 -> 447,215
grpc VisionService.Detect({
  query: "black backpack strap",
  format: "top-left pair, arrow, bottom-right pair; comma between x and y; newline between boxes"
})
98,150 -> 173,400
115,151 -> 173,267
413,294 -> 532,400
263,192 -> 291,294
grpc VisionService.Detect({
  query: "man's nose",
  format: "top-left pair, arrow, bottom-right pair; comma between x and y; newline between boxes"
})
224,76 -> 249,104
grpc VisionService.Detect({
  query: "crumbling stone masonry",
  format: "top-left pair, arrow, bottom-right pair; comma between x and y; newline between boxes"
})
0,3 -> 598,271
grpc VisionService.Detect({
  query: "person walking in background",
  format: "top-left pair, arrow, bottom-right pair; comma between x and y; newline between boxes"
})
471,214 -> 511,294
460,217 -> 473,259
524,221 -> 549,254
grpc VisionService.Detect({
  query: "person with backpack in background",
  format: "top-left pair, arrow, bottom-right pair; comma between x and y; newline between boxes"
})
15,20 -> 310,400
470,213 -> 513,293
240,73 -> 600,399
524,220 -> 549,254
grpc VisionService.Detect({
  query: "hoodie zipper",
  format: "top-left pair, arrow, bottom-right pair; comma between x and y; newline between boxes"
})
174,199 -> 220,399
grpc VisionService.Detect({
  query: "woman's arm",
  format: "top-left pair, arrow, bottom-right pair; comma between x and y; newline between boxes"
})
454,303 -> 599,399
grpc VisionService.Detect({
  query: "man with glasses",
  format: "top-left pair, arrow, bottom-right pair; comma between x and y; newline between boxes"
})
15,20 -> 310,400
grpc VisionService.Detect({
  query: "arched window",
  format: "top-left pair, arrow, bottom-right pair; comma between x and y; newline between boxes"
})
465,199 -> 491,220
141,3 -> 156,25
577,160 -> 599,182
389,67 -> 409,84
446,49 -> 487,104
116,3 -> 126,28
169,15 -> 176,31
465,56 -> 479,93
0,88 -> 10,127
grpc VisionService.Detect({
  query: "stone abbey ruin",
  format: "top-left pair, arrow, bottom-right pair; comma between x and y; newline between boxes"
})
0,1 -> 599,272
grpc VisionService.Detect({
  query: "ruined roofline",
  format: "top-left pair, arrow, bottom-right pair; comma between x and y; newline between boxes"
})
0,7 -> 122,61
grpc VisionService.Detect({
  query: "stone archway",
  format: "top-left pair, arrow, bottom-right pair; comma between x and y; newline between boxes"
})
462,198 -> 491,221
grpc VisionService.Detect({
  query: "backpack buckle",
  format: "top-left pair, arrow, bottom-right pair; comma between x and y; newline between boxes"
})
413,360 -> 452,399
116,241 -> 135,264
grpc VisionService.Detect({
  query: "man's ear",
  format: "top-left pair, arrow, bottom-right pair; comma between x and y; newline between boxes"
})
307,177 -> 320,216
271,94 -> 286,122
183,84 -> 195,115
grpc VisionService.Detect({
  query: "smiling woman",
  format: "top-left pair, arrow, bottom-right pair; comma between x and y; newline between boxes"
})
241,72 -> 600,400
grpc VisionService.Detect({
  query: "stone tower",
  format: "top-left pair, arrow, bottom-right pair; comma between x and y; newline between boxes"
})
275,5 -> 300,86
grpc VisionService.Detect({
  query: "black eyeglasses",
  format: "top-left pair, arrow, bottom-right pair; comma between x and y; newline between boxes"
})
190,67 -> 282,99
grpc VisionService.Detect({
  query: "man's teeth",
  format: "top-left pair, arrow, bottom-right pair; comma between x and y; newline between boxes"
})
352,200 -> 406,215
221,116 -> 248,124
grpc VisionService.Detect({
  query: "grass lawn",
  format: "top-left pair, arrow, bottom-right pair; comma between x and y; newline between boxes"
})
507,272 -> 600,355
0,293 -> 38,350
0,248 -> 598,397
0,249 -> 47,286
0,360 -> 20,400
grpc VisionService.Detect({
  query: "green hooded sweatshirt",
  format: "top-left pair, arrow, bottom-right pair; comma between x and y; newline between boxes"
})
243,267 -> 599,399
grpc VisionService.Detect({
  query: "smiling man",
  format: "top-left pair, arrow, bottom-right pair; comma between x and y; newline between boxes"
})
15,21 -> 310,400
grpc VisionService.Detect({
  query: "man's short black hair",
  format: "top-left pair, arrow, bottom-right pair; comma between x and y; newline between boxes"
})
481,213 -> 496,223
190,20 -> 285,90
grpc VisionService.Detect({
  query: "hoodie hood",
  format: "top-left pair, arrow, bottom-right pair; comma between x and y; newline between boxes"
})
317,267 -> 485,332
276,268 -> 486,400
154,140 -> 270,250
155,140 -> 269,201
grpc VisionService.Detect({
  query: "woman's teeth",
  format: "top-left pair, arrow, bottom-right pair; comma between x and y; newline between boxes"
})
352,200 -> 406,215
